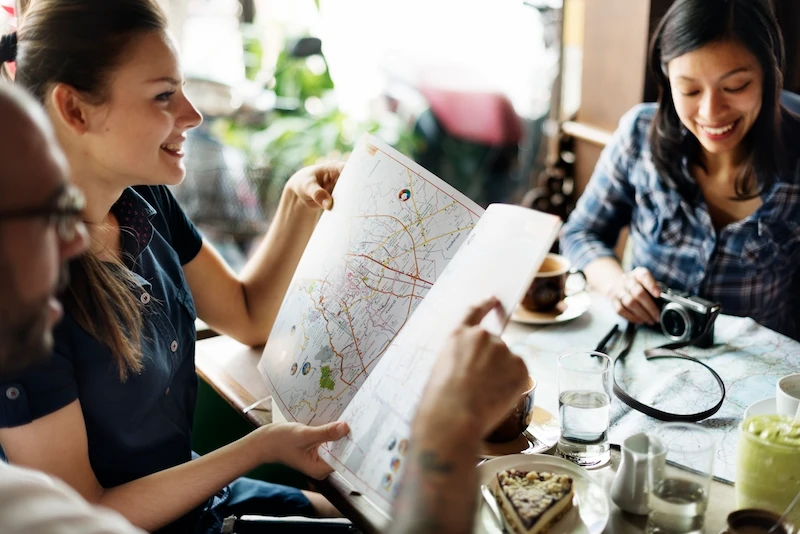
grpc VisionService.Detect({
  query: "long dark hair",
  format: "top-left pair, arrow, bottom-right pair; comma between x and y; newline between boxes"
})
649,0 -> 786,199
0,0 -> 169,380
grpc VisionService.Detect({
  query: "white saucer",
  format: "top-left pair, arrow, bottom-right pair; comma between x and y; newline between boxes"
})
743,397 -> 777,420
479,406 -> 560,458
511,292 -> 591,325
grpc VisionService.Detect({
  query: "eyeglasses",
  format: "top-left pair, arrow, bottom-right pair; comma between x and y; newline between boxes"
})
0,183 -> 86,242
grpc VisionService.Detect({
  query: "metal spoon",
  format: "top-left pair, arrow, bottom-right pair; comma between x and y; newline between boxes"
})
767,489 -> 800,534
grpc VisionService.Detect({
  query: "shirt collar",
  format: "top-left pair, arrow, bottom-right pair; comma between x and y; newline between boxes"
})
111,188 -> 157,264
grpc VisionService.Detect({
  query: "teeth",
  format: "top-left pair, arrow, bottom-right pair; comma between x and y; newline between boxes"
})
161,143 -> 182,152
701,122 -> 735,135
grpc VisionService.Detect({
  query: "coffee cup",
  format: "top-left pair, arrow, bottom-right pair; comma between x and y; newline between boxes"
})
721,509 -> 791,534
776,373 -> 800,416
485,375 -> 536,443
521,253 -> 587,312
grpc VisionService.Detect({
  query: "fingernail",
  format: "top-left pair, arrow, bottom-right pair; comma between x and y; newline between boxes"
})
322,199 -> 332,209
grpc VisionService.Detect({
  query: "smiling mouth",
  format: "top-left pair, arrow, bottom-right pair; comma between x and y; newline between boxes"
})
160,143 -> 184,156
699,119 -> 739,136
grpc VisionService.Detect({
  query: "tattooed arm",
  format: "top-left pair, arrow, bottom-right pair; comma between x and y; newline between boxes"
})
388,297 -> 528,534
388,413 -> 482,533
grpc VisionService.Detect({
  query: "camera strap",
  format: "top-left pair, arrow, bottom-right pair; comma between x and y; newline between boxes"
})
611,311 -> 726,422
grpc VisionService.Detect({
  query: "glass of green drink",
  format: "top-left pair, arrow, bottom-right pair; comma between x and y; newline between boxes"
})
736,414 -> 800,525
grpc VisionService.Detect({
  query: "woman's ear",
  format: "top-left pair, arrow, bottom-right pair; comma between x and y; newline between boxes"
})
49,83 -> 94,135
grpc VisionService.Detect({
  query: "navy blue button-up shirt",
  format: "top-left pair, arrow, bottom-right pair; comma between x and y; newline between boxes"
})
561,104 -> 800,339
0,186 -> 203,488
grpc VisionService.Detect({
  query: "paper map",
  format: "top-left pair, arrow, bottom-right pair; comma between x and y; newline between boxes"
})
257,133 -> 562,512
510,297 -> 800,484
258,134 -> 482,426
608,315 -> 800,483
319,204 -> 561,511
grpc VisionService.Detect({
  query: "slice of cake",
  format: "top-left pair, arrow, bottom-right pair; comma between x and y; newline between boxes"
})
493,469 -> 574,534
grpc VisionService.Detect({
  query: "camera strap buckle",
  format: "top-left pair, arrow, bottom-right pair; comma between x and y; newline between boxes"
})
611,317 -> 726,423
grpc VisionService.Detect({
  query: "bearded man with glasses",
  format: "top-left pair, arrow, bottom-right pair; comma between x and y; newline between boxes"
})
0,182 -> 85,374
0,82 -> 146,533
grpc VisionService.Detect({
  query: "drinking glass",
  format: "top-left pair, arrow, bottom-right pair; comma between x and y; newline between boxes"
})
736,414 -> 800,525
645,423 -> 715,534
555,351 -> 612,468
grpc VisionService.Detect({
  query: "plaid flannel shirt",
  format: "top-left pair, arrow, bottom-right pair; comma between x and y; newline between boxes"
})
560,104 -> 800,339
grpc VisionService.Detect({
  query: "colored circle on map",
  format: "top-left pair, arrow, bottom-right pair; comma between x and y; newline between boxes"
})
290,363 -> 298,376
302,362 -> 311,375
381,473 -> 392,490
398,189 -> 411,201
398,439 -> 409,456
390,457 -> 401,473
387,437 -> 397,451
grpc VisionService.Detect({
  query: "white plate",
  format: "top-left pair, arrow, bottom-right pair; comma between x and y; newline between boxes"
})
511,292 -> 591,325
475,454 -> 609,534
743,397 -> 777,420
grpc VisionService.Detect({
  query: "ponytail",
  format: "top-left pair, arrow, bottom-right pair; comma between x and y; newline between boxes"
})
62,253 -> 145,382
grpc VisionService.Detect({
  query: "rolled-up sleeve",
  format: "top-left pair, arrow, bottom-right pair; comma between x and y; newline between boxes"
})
559,105 -> 646,269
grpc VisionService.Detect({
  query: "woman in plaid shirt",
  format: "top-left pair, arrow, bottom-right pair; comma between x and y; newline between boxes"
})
560,0 -> 800,340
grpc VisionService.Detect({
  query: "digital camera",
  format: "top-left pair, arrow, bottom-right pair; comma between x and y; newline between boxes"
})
654,283 -> 721,348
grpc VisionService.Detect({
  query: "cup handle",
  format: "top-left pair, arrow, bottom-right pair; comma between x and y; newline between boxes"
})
566,269 -> 587,296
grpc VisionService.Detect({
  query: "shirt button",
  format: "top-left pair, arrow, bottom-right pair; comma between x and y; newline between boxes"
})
5,387 -> 19,400
170,340 -> 178,352
165,387 -> 170,396
140,292 -> 151,305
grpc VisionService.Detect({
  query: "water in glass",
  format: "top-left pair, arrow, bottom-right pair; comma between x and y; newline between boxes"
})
557,389 -> 611,467
645,477 -> 708,534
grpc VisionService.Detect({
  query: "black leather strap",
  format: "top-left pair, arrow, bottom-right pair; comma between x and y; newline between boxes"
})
611,319 -> 726,422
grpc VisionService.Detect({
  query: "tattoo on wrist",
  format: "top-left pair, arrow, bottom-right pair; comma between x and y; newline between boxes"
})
388,448 -> 472,534
418,450 -> 454,474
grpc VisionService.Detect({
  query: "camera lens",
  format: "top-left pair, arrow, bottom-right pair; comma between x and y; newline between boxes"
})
662,310 -> 686,337
660,303 -> 693,342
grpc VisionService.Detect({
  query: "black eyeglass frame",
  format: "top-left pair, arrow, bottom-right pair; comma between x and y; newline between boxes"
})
0,183 -> 86,241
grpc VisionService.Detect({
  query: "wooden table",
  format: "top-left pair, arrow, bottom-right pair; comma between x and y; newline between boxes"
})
195,315 -> 737,534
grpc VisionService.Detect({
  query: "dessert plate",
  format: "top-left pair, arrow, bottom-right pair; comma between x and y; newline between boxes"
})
475,454 -> 609,534
511,292 -> 591,325
743,397 -> 777,420
479,406 -> 560,458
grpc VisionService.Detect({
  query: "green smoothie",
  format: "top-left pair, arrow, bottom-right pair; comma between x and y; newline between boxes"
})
736,415 -> 800,524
